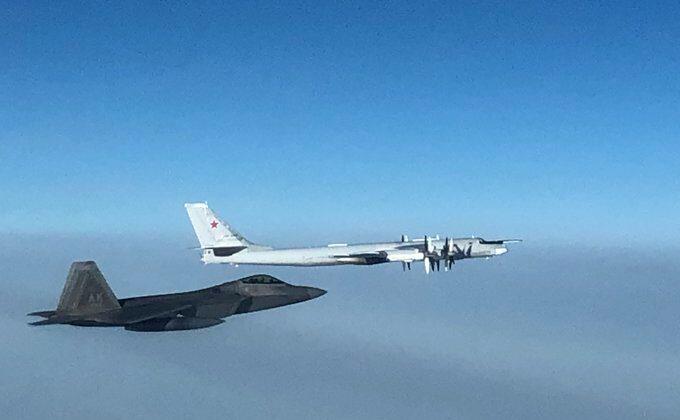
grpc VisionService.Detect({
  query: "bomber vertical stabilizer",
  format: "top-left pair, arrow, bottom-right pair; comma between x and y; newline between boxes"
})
185,202 -> 253,248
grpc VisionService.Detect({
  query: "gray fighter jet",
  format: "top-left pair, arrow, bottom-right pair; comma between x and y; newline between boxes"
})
28,261 -> 326,332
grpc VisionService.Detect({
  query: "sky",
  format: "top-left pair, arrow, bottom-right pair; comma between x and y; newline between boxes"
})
1,1 -> 680,419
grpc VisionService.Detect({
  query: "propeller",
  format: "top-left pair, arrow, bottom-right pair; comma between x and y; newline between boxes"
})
423,235 -> 431,274
423,235 -> 438,274
424,235 -> 434,253
453,242 -> 472,258
441,237 -> 456,270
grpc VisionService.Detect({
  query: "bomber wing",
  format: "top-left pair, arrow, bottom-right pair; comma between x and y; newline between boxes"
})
332,248 -> 425,265
332,251 -> 389,265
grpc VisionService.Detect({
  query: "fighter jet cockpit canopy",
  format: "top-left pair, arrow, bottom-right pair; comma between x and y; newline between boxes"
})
241,274 -> 285,285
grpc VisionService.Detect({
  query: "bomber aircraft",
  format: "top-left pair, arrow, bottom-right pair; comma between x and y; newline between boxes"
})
29,261 -> 326,332
186,202 -> 520,274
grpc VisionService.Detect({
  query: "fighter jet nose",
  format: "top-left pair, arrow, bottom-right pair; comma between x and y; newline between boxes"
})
305,287 -> 327,300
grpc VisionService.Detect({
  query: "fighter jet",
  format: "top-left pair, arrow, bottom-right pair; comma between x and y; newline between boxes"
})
186,202 -> 521,274
28,261 -> 326,332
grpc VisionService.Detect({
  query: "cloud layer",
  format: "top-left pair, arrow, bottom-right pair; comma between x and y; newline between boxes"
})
1,235 -> 678,419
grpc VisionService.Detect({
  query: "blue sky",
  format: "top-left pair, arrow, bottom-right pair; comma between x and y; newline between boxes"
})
1,3 -> 680,419
1,1 -> 678,244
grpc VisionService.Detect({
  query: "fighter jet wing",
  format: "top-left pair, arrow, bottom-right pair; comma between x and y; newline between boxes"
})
29,303 -> 195,326
71,302 -> 196,325
113,303 -> 194,324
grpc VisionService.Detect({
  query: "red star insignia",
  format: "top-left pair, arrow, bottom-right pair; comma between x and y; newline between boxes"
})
210,220 -> 218,229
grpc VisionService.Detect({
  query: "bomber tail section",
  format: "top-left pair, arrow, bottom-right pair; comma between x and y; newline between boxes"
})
185,202 -> 253,248
185,203 -> 269,263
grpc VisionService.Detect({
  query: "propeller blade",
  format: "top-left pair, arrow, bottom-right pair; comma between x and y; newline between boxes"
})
402,262 -> 406,271
424,235 -> 433,254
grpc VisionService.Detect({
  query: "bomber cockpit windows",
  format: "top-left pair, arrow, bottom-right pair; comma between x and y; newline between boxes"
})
242,275 -> 284,285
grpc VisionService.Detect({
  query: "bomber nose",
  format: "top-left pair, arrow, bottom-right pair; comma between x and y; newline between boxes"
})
305,287 -> 327,300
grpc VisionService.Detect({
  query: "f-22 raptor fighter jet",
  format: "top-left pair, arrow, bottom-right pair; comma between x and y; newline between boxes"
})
186,202 -> 521,274
28,261 -> 326,332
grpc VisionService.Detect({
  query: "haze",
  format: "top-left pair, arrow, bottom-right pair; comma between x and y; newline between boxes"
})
1,1 -> 679,419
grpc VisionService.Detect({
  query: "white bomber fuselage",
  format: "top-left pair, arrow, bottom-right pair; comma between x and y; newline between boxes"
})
201,239 -> 508,266
185,202 -> 517,272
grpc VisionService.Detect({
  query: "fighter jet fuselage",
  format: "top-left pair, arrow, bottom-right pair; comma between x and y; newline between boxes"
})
29,261 -> 325,332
